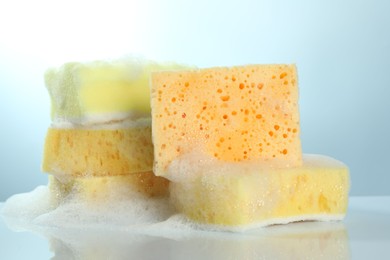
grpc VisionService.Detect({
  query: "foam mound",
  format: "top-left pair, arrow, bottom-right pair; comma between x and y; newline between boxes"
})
2,184 -> 173,231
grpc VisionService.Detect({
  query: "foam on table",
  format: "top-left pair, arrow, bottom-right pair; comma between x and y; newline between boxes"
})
1,186 -> 349,259
1,185 -> 173,230
1,184 -> 349,236
151,64 -> 302,177
169,154 -> 350,228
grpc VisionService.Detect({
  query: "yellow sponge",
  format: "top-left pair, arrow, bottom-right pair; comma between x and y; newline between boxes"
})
45,59 -> 189,123
42,122 -> 153,177
170,154 -> 350,228
151,64 -> 302,176
48,172 -> 169,203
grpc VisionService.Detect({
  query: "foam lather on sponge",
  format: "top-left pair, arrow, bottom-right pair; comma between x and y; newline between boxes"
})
42,121 -> 153,177
45,59 -> 189,124
151,64 -> 302,176
169,154 -> 350,229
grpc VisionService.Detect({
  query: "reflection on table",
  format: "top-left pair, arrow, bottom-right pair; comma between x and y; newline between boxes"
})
25,221 -> 349,260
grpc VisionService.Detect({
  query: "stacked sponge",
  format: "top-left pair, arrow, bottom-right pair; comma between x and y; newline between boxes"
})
42,59 -> 185,204
42,60 -> 350,230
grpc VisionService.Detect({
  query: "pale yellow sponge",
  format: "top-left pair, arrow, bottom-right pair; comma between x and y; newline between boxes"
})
170,154 -> 350,228
48,172 -> 169,203
42,121 -> 153,177
151,64 -> 302,176
45,59 -> 189,124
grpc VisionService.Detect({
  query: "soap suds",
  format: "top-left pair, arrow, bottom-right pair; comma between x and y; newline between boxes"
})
3,154 -> 348,233
51,115 -> 152,129
167,153 -> 349,228
2,184 -> 173,232
0,185 -> 185,235
1,185 -> 205,234
2,183 -> 345,235
165,148 -> 289,183
2,154 -> 348,235
1,185 -> 350,260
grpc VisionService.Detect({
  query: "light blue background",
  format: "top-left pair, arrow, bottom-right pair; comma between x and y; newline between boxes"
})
0,0 -> 389,200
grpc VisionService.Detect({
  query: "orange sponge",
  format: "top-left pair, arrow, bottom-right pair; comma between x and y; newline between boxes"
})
151,64 -> 302,176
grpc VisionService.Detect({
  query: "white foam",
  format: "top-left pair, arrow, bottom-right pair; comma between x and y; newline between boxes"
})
2,184 -> 345,235
2,185 -> 174,231
1,186 -> 350,259
51,115 -> 151,130
1,153 -> 349,236
165,149 -> 281,183
2,153 -> 349,234
166,152 -> 348,183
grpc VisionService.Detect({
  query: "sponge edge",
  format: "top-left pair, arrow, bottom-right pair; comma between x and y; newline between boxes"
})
48,172 -> 169,205
169,154 -> 350,229
42,122 -> 154,177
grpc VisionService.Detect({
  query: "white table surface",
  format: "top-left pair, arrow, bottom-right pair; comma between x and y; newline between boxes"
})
1,196 -> 390,260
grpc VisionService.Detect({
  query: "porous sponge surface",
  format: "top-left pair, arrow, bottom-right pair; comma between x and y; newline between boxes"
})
42,125 -> 153,177
170,154 -> 350,227
48,172 -> 169,204
151,64 -> 302,176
